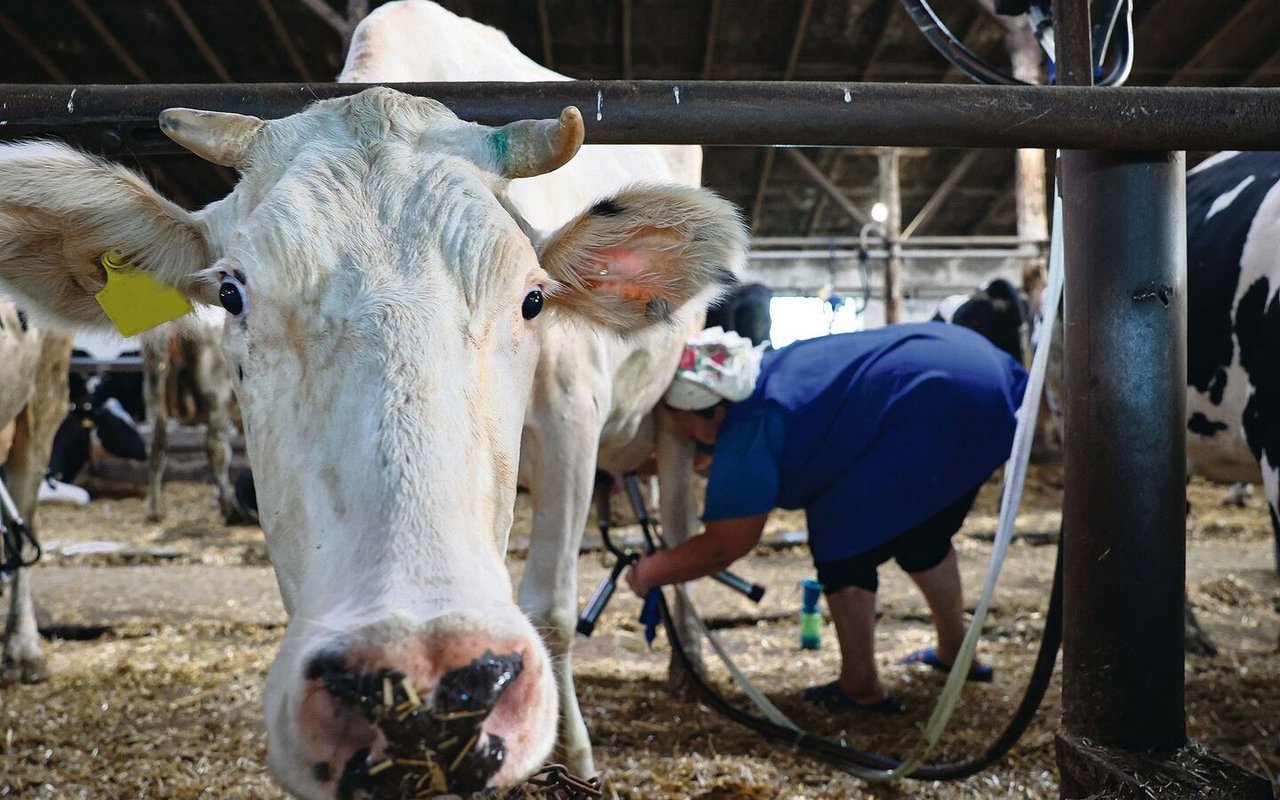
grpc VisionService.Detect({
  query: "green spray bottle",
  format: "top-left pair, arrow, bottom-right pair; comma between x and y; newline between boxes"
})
800,578 -> 823,650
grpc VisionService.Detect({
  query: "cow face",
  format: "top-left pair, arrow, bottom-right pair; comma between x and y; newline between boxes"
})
0,87 -> 744,798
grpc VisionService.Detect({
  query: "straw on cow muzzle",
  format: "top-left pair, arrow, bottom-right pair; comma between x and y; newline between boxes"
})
315,650 -> 523,798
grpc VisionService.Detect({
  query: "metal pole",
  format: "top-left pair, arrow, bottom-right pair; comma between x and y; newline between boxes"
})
1059,149 -> 1188,753
1048,1 -> 1271,796
2,82 -> 1280,154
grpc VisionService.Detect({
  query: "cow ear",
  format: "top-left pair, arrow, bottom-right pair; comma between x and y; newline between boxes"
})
538,184 -> 746,332
0,141 -> 210,330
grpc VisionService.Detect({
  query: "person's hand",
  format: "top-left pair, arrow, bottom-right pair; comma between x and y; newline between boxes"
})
626,554 -> 654,597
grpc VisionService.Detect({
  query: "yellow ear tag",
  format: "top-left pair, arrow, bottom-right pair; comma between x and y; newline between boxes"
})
94,250 -> 194,337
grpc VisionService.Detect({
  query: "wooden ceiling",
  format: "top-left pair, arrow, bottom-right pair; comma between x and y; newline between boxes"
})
1,0 -> 1277,237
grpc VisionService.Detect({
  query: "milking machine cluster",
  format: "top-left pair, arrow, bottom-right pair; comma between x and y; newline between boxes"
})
0,474 -> 41,581
575,472 -> 765,639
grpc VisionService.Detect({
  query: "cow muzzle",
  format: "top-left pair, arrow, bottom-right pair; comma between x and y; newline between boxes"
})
315,650 -> 521,797
279,616 -> 555,799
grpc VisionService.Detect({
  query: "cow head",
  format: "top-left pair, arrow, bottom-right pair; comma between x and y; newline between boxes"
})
0,87 -> 744,798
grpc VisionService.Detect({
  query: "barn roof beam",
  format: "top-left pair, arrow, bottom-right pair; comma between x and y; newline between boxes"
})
299,0 -> 351,41
749,0 -> 816,233
0,12 -> 69,84
620,0 -> 633,79
256,0 -> 316,82
786,148 -> 873,227
1167,0 -> 1270,87
700,0 -> 721,79
1244,51 -> 1280,88
901,150 -> 981,239
4,82 -> 1280,153
160,0 -> 232,83
972,177 -> 1015,234
802,149 -> 844,235
70,0 -> 149,82
65,0 -> 202,207
536,0 -> 554,69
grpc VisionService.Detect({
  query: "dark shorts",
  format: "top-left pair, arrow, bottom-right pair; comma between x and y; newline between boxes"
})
814,484 -> 982,594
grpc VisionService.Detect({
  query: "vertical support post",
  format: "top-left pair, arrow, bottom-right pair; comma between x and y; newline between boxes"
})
1049,1 -> 1265,797
1059,148 -> 1188,754
878,148 -> 903,323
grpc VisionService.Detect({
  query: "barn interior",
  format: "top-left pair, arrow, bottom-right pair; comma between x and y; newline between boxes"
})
1,3 -> 1279,799
4,0 -> 1280,312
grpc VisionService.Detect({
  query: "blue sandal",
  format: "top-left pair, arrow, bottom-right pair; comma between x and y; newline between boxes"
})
801,682 -> 903,713
902,648 -> 995,683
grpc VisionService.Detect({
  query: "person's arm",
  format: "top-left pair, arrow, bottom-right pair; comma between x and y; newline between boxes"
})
626,513 -> 768,596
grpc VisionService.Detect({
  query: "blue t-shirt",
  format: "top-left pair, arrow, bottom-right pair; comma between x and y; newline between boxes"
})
703,322 -> 1028,563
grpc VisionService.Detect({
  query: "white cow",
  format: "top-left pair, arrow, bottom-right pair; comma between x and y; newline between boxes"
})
0,78 -> 741,800
341,1 -> 727,776
0,302 -> 71,686
141,313 -> 248,524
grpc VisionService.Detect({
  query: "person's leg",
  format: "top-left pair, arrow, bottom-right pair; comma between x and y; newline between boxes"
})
895,485 -> 988,671
811,535 -> 899,707
825,584 -> 890,705
905,546 -> 978,667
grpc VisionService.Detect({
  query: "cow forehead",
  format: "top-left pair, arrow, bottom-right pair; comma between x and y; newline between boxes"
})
208,99 -> 536,309
260,87 -> 477,162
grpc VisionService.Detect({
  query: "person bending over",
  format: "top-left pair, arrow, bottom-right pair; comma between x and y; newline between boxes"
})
626,322 -> 1027,712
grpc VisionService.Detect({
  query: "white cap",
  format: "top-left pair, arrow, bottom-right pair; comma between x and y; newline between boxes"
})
663,326 -> 766,411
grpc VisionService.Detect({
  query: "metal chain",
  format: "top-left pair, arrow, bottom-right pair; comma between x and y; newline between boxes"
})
494,763 -> 603,800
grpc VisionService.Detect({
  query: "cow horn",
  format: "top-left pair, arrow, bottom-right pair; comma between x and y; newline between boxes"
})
493,106 -> 584,179
159,108 -> 266,168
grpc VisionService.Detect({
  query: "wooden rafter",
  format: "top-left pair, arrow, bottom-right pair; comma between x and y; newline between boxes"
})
536,0 -> 554,69
701,0 -> 721,79
345,0 -> 370,47
298,0 -> 351,40
620,0 -> 633,79
902,150 -> 981,238
256,0 -> 316,81
973,177 -> 1016,233
160,0 -> 233,82
748,0 -> 815,234
0,11 -> 69,83
70,0 -> 149,82
802,149 -> 843,235
786,149 -> 873,227
1167,0 -> 1269,87
1244,49 -> 1280,87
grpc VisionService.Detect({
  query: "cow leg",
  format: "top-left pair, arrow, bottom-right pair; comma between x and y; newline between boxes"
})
654,405 -> 705,694
1184,602 -> 1218,657
2,335 -> 70,686
142,339 -> 169,523
517,421 -> 597,778
1267,477 -> 1280,577
196,343 -> 248,525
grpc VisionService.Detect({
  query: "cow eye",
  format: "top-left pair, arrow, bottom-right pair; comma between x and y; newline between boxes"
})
521,289 -> 544,320
219,272 -> 248,317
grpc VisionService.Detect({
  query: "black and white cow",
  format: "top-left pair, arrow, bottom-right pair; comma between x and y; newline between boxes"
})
1185,151 -> 1280,575
704,281 -> 772,346
933,277 -> 1029,364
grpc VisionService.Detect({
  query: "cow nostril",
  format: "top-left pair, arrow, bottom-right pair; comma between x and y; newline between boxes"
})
304,652 -> 347,681
323,650 -> 525,797
436,650 -> 523,715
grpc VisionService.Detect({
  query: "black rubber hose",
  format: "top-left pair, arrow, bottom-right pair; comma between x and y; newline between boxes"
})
899,0 -> 1133,88
656,524 -> 1064,780
898,0 -> 1027,86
